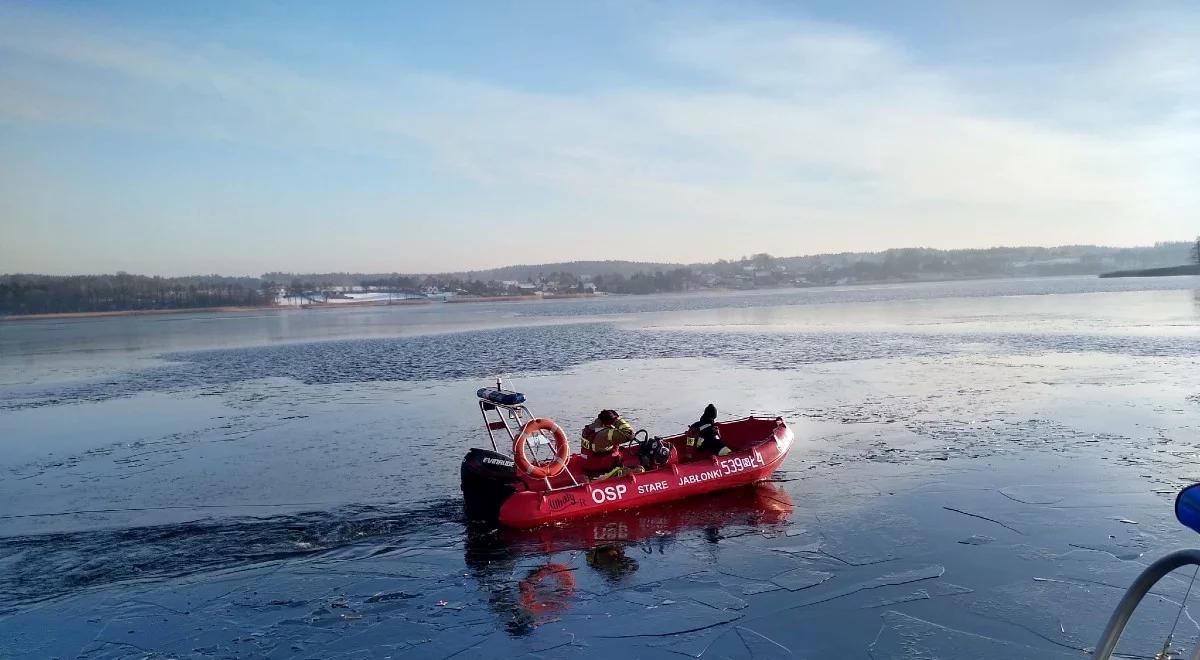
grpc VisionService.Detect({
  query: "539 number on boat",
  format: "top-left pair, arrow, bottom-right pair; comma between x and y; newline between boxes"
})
719,451 -> 765,476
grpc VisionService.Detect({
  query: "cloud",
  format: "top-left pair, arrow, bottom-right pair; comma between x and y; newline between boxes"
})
660,18 -> 909,91
387,18 -> 1171,233
0,3 -> 1197,272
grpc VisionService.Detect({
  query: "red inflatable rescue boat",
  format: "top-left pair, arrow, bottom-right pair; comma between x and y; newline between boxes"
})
461,380 -> 795,528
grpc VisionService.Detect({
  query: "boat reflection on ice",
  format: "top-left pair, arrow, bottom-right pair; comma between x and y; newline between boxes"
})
509,480 -> 794,554
463,482 -> 793,635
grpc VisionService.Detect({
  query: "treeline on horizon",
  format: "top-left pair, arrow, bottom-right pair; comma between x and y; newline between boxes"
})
268,242 -> 1191,285
0,273 -> 273,316
350,268 -> 695,296
267,242 -> 1191,291
2,242 -> 1192,316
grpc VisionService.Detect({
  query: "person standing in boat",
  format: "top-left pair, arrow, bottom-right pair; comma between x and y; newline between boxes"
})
688,404 -> 732,456
580,409 -> 634,475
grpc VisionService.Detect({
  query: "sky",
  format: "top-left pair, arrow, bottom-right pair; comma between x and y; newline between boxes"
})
1,1 -> 1198,276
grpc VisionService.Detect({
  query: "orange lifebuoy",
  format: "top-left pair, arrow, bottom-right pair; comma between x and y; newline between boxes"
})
513,418 -> 571,479
518,563 -> 576,614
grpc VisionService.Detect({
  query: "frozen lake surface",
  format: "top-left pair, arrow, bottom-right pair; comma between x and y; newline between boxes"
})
3,276 -> 1200,658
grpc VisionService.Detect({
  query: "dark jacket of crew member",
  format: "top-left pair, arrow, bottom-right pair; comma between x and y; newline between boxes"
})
687,404 -> 728,455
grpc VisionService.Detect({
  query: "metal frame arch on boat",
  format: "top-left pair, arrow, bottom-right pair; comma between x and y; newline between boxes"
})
513,418 -> 571,479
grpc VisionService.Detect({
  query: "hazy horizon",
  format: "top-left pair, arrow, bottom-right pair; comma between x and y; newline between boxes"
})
2,2 -> 1198,275
0,239 -> 1189,279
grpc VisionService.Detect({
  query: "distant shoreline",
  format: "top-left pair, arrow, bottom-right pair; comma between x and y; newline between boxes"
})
446,292 -> 599,303
3,272 -> 1195,321
1098,264 -> 1200,278
300,298 -> 431,309
0,305 -> 279,322
0,293 -> 604,320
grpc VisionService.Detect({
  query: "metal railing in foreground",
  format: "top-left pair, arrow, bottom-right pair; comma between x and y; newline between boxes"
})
1093,550 -> 1200,660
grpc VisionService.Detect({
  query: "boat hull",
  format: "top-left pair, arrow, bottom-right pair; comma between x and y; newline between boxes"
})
497,420 -> 792,528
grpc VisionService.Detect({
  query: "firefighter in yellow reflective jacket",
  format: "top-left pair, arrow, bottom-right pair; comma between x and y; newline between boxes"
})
580,409 -> 634,476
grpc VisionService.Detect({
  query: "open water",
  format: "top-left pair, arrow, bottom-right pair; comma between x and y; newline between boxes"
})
3,276 -> 1200,658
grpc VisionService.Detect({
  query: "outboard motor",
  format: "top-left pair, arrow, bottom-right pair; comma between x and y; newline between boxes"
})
463,379 -> 537,520
461,448 -> 522,521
